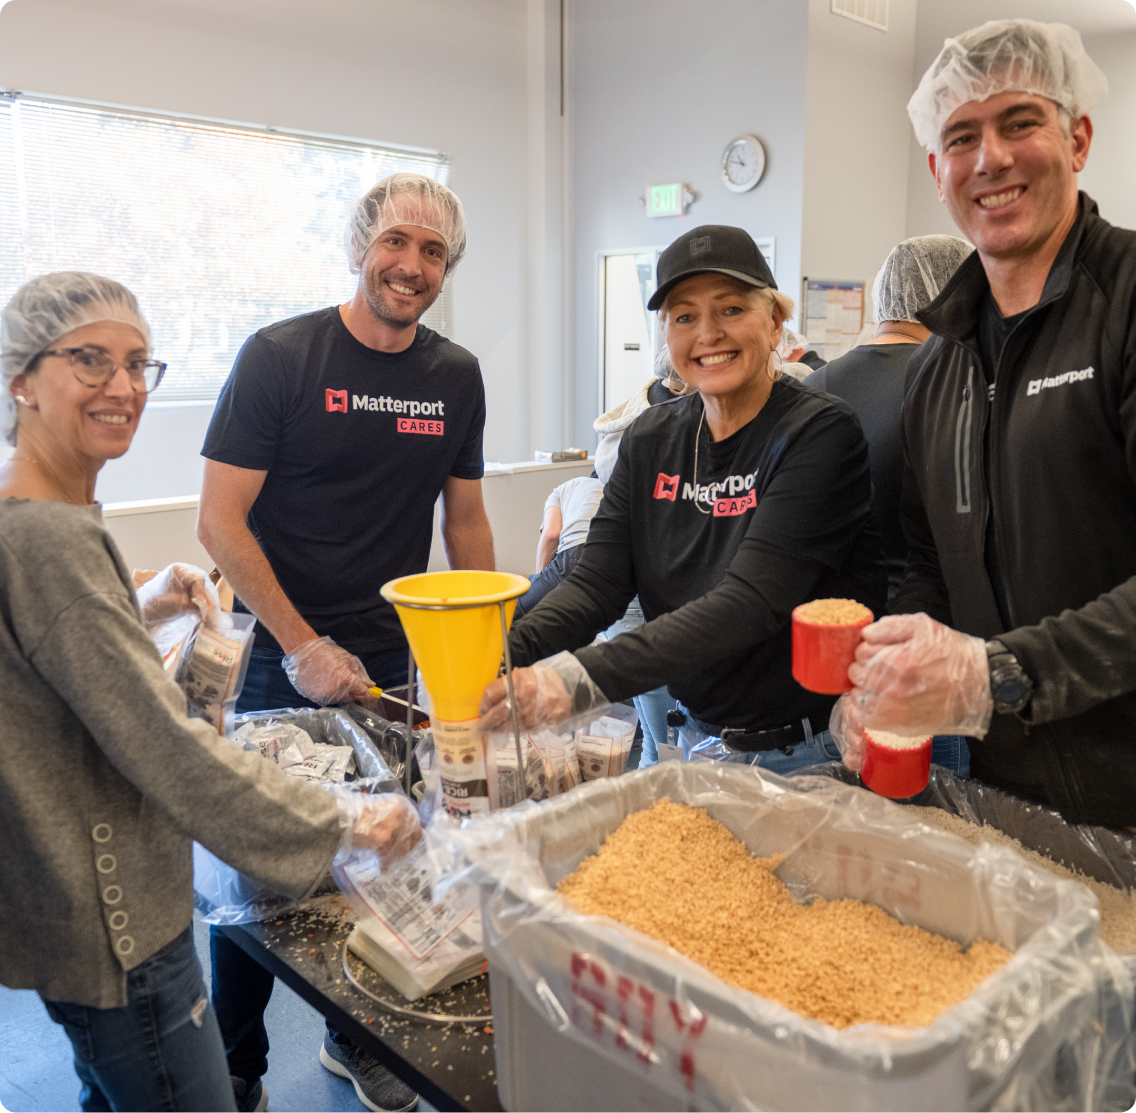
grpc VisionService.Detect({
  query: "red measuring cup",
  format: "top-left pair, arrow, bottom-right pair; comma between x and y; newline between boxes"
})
861,728 -> 932,798
791,603 -> 873,694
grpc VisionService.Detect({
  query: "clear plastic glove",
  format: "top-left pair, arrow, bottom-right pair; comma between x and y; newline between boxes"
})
333,791 -> 422,865
477,650 -> 610,733
827,693 -> 867,772
847,613 -> 993,739
282,636 -> 374,706
137,563 -> 230,631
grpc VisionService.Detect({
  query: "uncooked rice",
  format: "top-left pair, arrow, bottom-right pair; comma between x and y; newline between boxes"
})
558,799 -> 1009,1029
907,806 -> 1136,955
866,729 -> 931,750
795,598 -> 873,625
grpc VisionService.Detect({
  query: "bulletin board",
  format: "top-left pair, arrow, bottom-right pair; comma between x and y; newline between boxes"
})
802,278 -> 864,361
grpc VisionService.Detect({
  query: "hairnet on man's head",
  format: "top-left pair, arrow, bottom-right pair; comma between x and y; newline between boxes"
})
345,172 -> 467,275
907,19 -> 1107,150
776,327 -> 807,360
1,272 -> 151,446
872,236 -> 974,323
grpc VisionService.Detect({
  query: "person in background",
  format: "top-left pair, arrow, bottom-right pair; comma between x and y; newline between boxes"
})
590,344 -> 691,764
0,273 -> 419,1113
832,21 -> 1136,831
197,172 -> 492,1112
513,471 -> 604,619
777,326 -> 826,373
481,226 -> 885,772
805,236 -> 972,600
806,236 -> 973,780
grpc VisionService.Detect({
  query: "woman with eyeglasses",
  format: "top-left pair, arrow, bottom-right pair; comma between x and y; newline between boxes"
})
0,272 -> 420,1113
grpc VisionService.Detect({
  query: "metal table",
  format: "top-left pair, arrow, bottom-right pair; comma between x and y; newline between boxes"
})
217,898 -> 502,1113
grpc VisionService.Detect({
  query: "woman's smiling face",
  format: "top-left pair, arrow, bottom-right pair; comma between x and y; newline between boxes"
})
662,273 -> 783,400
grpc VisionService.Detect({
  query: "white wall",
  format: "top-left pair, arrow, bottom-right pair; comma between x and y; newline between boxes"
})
566,0 -> 810,448
1077,30 -> 1136,234
802,0 -> 918,321
905,1 -> 1136,241
0,0 -> 547,498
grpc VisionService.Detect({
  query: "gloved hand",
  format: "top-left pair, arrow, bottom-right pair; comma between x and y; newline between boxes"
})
827,693 -> 867,772
847,613 -> 993,739
282,636 -> 374,706
334,792 -> 422,865
136,563 -> 231,631
478,650 -> 609,733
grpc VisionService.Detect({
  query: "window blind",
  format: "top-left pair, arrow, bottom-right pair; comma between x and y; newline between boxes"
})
0,96 -> 452,401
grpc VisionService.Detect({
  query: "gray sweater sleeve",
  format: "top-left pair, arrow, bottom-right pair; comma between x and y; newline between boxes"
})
6,505 -> 342,897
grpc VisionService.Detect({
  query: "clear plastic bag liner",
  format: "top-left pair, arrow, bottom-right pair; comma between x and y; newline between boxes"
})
425,761 -> 1134,1111
193,707 -> 403,925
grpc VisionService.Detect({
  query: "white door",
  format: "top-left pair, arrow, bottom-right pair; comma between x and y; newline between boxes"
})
602,252 -> 657,413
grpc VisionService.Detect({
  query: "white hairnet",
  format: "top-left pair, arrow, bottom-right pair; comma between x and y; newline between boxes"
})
1,272 -> 151,446
907,19 -> 1107,150
776,327 -> 807,359
345,172 -> 467,275
872,235 -> 973,323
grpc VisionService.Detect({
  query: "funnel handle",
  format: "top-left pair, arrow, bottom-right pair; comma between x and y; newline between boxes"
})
500,602 -> 526,804
405,649 -> 415,799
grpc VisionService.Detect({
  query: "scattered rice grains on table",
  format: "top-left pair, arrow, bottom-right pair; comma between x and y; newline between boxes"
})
557,799 -> 1010,1030
795,597 -> 873,625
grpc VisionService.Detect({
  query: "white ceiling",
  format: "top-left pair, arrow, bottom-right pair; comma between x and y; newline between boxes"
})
925,0 -> 1136,36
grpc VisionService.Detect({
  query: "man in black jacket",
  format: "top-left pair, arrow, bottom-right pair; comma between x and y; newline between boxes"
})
832,20 -> 1136,828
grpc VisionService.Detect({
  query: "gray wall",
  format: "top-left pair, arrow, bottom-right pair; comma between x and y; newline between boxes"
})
567,0 -> 810,449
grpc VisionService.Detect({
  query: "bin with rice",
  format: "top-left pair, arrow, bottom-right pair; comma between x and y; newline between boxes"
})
427,761 -> 1135,1111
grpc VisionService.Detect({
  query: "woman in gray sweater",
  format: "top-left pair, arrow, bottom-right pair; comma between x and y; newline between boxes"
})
0,273 -> 419,1112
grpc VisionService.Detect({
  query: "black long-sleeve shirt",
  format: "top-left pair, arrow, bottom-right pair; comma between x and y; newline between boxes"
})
508,380 -> 886,728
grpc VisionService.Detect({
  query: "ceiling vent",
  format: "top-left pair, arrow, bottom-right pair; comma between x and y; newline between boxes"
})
831,0 -> 887,31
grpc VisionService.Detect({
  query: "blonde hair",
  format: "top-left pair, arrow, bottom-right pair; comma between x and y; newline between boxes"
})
660,278 -> 794,325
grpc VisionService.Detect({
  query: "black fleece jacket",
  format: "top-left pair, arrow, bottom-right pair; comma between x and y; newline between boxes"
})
895,194 -> 1136,826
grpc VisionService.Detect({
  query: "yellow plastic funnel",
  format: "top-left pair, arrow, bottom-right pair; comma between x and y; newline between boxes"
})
380,570 -> 531,722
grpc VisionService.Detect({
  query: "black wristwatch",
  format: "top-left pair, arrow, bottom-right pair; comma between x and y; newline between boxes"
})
985,639 -> 1034,715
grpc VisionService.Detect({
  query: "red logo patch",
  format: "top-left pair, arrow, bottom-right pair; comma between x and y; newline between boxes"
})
713,489 -> 756,517
653,473 -> 680,501
398,418 -> 444,436
325,388 -> 348,413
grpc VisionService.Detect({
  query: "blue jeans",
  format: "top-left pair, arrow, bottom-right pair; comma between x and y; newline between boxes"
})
930,735 -> 970,778
41,927 -> 236,1113
215,644 -> 408,1083
634,687 -> 679,767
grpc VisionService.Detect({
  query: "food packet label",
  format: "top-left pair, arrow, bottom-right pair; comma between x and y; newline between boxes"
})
342,841 -> 477,961
283,754 -> 334,781
181,626 -> 247,730
563,736 -> 582,789
433,719 -> 490,819
493,735 -> 550,808
576,731 -> 633,780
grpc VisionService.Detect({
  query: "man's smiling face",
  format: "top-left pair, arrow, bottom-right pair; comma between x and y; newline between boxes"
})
360,201 -> 449,329
930,90 -> 1090,262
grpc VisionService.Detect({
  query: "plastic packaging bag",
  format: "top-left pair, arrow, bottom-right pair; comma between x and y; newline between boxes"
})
426,762 -> 1134,1112
574,704 -> 638,781
178,612 -> 256,735
486,732 -> 551,810
193,707 -> 402,925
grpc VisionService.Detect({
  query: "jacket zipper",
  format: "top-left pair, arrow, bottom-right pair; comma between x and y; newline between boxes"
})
954,368 -> 973,514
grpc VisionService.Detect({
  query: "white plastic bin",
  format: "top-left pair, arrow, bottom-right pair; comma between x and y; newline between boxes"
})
431,762 -> 1132,1111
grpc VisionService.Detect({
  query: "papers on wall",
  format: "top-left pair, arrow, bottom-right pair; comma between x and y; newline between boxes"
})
803,279 -> 864,362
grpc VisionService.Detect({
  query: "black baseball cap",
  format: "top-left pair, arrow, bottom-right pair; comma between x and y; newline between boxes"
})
647,225 -> 777,311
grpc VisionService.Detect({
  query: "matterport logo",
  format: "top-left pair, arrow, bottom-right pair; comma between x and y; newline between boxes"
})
653,468 -> 761,517
1027,367 -> 1094,396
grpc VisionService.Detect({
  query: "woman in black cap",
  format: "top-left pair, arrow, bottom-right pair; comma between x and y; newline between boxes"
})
481,226 -> 886,769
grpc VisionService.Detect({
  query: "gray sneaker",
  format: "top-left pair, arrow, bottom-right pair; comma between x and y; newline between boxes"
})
319,1031 -> 418,1112
230,1076 -> 269,1113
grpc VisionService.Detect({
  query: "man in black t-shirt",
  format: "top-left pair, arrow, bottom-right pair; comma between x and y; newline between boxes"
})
198,173 -> 493,1111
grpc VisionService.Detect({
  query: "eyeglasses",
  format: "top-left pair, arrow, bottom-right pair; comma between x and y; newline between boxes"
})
39,346 -> 167,394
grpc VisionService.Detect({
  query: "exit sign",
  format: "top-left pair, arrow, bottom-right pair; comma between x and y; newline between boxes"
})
647,182 -> 686,219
